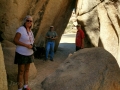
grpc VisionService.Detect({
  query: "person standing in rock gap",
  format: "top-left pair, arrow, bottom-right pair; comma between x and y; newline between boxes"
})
75,24 -> 85,51
14,15 -> 34,90
45,26 -> 58,61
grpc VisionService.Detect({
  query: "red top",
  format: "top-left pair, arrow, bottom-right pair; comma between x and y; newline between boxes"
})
75,29 -> 85,47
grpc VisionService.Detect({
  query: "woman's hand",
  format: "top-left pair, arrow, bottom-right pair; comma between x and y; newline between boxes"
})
26,44 -> 32,49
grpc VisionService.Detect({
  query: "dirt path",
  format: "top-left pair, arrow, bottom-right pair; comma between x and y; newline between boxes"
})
16,33 -> 76,90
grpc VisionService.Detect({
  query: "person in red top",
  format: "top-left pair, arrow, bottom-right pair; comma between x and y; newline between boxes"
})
75,24 -> 85,51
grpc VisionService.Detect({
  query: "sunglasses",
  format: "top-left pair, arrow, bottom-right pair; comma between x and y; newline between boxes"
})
26,20 -> 32,22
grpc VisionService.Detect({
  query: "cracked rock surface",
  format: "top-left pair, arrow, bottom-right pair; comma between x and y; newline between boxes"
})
42,47 -> 120,90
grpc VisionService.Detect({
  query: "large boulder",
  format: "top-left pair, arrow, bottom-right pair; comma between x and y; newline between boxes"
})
0,43 -> 8,90
0,0 -> 120,64
42,47 -> 120,90
76,0 -> 120,64
0,0 -> 75,51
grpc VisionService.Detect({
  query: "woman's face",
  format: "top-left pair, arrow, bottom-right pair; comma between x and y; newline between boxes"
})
25,17 -> 33,28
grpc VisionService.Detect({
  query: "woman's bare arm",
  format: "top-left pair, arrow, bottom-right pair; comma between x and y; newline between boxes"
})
14,33 -> 32,49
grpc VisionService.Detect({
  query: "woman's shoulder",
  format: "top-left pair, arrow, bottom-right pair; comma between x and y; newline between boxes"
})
16,26 -> 26,33
18,26 -> 25,30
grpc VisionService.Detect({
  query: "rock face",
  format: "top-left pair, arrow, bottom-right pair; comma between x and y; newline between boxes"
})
0,0 -> 75,51
0,0 -> 75,89
0,0 -> 120,63
0,0 -> 120,65
0,0 -> 120,54
0,44 -> 8,90
76,0 -> 120,65
1,0 -> 120,89
42,47 -> 120,90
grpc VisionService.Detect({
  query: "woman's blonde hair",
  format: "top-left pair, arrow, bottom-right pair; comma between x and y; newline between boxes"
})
23,15 -> 33,29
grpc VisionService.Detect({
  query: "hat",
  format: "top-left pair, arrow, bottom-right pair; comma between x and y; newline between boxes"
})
76,24 -> 81,27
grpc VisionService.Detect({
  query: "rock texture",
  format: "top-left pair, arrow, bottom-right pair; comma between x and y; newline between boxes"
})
76,0 -> 120,65
0,0 -> 75,89
0,0 -> 120,61
0,0 -> 120,89
42,47 -> 120,90
0,0 -> 120,64
0,0 -> 75,51
34,0 -> 75,50
0,44 -> 8,90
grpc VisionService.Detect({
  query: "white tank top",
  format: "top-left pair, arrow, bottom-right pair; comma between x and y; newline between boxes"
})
15,26 -> 34,56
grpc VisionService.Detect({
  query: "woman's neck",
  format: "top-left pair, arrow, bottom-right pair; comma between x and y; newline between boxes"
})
26,27 -> 30,32
23,25 -> 30,32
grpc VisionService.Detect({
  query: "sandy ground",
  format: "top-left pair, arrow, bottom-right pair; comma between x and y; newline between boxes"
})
29,33 -> 76,90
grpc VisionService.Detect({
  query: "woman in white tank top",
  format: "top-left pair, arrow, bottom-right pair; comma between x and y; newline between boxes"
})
14,15 -> 34,90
